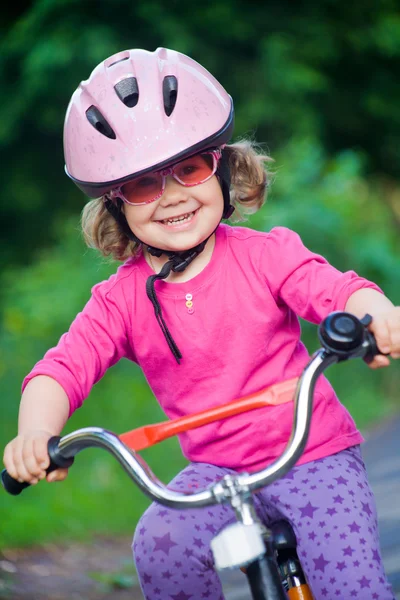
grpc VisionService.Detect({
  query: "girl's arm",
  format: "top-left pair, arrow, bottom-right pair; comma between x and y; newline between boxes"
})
344,288 -> 400,368
3,376 -> 71,484
18,375 -> 70,435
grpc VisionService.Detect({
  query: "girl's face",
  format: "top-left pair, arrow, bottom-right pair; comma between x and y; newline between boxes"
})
122,175 -> 224,252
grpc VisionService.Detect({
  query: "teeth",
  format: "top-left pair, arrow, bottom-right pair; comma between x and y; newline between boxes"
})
162,211 -> 194,225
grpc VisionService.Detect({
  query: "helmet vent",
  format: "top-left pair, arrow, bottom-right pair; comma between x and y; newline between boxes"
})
114,77 -> 139,108
85,106 -> 116,139
163,76 -> 178,116
107,56 -> 129,68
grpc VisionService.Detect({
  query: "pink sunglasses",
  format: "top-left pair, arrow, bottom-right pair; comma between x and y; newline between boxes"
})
109,149 -> 222,206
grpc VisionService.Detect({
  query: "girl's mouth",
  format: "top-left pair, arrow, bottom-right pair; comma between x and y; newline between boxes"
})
157,208 -> 199,228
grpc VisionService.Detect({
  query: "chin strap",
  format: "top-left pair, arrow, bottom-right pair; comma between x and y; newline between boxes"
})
145,239 -> 208,363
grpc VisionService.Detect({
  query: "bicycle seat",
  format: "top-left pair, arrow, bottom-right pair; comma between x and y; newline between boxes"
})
270,520 -> 297,551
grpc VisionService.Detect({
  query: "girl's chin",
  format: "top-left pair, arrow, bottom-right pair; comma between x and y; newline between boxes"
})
143,232 -> 214,253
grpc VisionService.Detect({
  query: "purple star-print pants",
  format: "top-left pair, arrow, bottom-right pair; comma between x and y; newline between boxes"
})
132,446 -> 395,599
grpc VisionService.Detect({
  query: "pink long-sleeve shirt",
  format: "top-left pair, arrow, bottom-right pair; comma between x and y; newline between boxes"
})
23,225 -> 382,472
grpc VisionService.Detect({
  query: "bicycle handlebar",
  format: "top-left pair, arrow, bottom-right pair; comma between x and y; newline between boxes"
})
1,312 -> 382,501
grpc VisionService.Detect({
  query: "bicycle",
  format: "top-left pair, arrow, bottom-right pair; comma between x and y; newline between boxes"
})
2,311 -> 381,600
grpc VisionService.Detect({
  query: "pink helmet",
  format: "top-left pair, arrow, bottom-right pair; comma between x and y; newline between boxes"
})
64,47 -> 234,197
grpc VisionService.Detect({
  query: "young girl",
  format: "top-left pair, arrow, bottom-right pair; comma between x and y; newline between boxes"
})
3,48 -> 399,599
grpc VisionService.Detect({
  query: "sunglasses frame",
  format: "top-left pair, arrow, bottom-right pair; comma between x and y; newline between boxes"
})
109,148 -> 222,206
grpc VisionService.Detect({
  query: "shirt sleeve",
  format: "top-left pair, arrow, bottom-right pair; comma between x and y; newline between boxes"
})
22,276 -> 133,415
261,227 -> 384,323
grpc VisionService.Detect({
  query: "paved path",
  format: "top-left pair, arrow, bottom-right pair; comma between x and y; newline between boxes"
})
362,415 -> 400,598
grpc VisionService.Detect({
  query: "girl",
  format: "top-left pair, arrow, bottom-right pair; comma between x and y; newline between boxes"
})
3,48 -> 399,599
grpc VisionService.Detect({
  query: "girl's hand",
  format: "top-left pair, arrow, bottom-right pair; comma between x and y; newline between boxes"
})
3,431 -> 69,485
367,307 -> 400,369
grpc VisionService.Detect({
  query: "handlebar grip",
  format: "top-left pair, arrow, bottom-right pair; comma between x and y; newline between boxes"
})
363,330 -> 384,364
1,436 -> 74,496
1,470 -> 31,495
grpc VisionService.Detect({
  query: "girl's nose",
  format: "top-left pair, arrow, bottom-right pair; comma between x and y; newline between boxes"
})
159,175 -> 188,206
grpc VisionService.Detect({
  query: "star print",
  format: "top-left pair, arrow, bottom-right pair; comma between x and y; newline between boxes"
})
347,460 -> 361,473
335,476 -> 348,485
358,576 -> 371,588
326,507 -> 337,516
299,501 -> 319,518
184,469 -> 199,476
343,546 -> 354,557
162,570 -> 173,579
142,572 -> 152,584
372,549 -> 381,563
193,537 -> 205,548
333,494 -> 344,504
313,553 -> 330,572
336,561 -> 347,571
171,592 -> 193,600
348,521 -> 361,533
361,502 -> 373,517
153,532 -> 178,555
290,487 -> 300,493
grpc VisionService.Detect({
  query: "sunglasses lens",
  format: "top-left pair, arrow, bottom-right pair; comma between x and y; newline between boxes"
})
121,173 -> 163,204
117,152 -> 217,204
173,153 -> 215,185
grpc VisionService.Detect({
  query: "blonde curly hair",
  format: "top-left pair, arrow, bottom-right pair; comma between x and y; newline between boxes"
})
81,139 -> 273,262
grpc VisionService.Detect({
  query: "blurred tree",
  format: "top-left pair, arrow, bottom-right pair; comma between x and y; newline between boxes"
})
0,0 -> 399,274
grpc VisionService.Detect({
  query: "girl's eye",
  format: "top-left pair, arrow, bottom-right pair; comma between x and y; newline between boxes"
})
135,176 -> 159,189
181,165 -> 198,175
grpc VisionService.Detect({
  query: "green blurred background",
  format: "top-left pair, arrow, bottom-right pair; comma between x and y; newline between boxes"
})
1,0 -> 399,551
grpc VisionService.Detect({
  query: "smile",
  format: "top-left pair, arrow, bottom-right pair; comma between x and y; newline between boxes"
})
158,209 -> 198,227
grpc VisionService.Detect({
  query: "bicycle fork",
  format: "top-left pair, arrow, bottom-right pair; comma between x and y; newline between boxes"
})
211,475 -> 314,600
